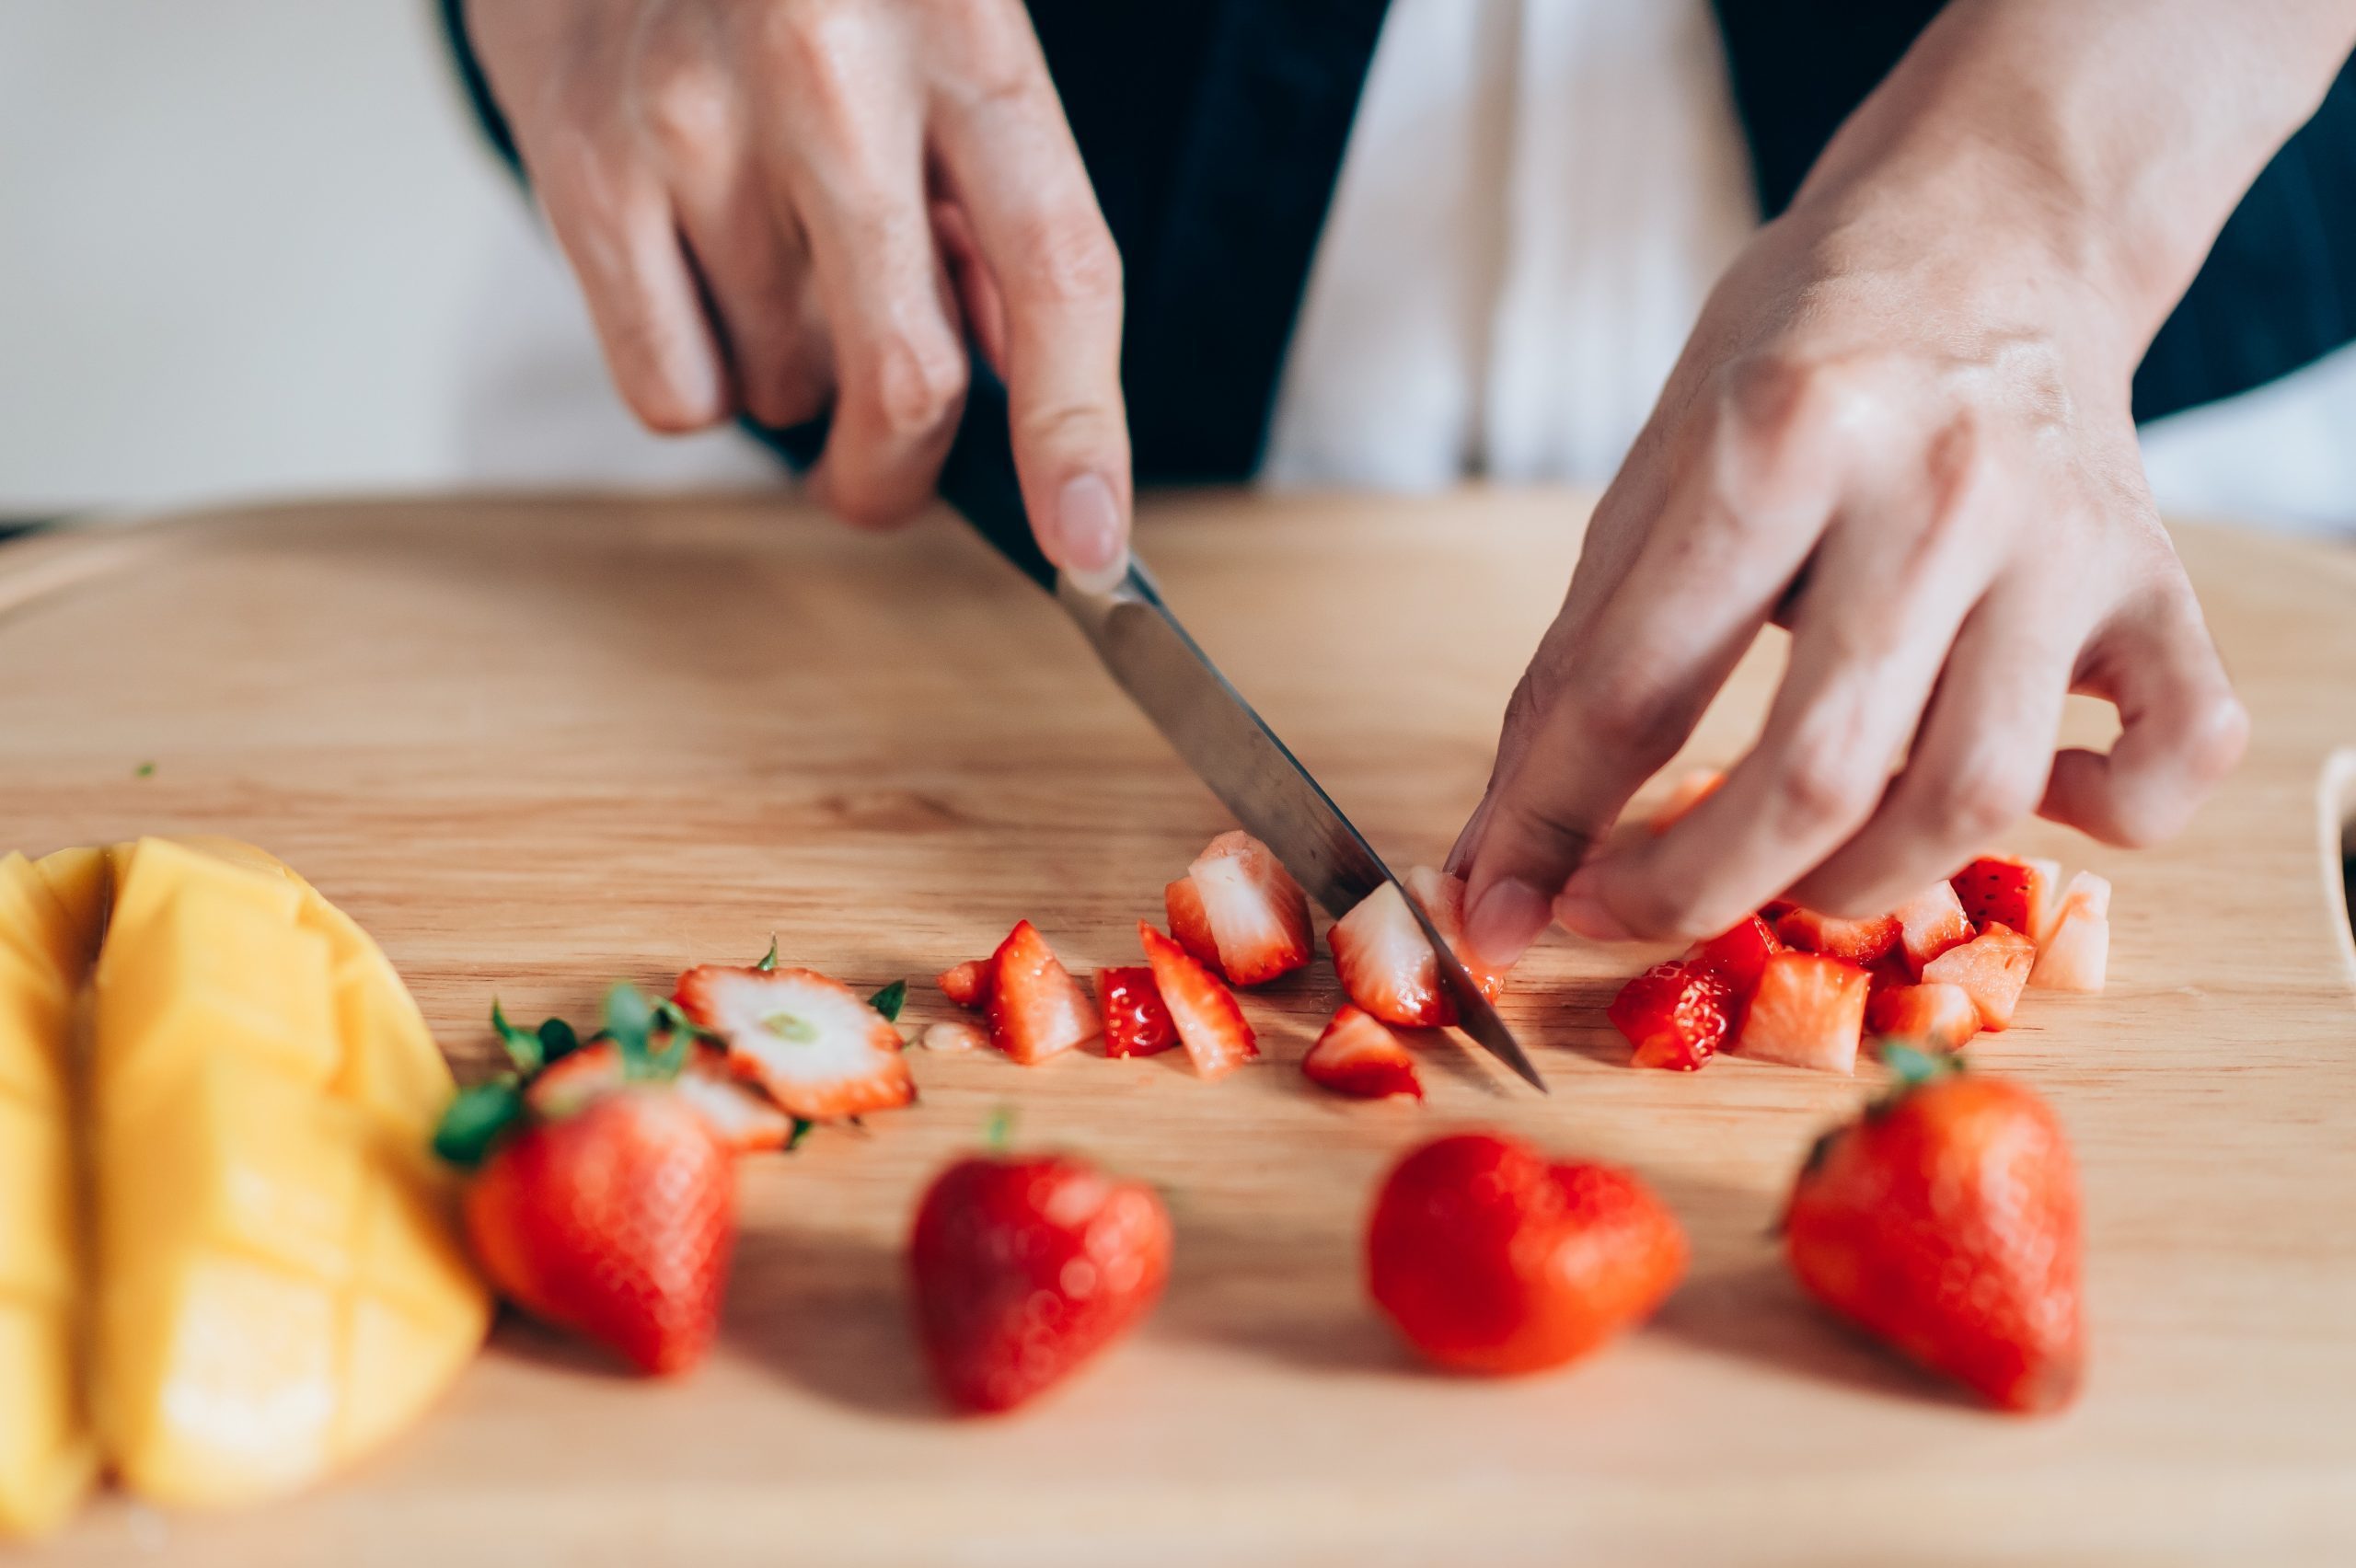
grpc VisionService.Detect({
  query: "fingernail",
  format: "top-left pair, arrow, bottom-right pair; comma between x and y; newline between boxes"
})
1056,473 -> 1126,592
1465,877 -> 1550,969
1553,871 -> 1634,942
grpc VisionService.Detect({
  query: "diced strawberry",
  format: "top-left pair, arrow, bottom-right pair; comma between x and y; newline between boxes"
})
2029,871 -> 2111,992
1920,921 -> 2036,1031
936,959 -> 992,1009
674,965 -> 915,1121
527,1039 -> 797,1154
1138,922 -> 1258,1078
1093,965 -> 1179,1057
1891,882 -> 1975,977
1402,865 -> 1511,1001
982,919 -> 1102,1065
1733,951 -> 1869,1074
1774,906 -> 1902,966
1176,831 -> 1312,986
1950,856 -> 2058,944
1865,982 -> 1981,1055
1162,875 -> 1225,976
1301,1005 -> 1424,1100
1649,767 -> 1724,834
1685,913 -> 1781,1003
1328,882 -> 1450,1027
1608,962 -> 1734,1072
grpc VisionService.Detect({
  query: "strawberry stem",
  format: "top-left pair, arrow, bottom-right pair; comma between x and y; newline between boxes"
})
490,1000 -> 544,1075
984,1104 -> 1017,1153
756,936 -> 780,973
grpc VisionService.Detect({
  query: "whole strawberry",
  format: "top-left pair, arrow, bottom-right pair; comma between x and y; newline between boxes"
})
909,1151 -> 1171,1413
1784,1049 -> 2084,1412
1368,1133 -> 1686,1375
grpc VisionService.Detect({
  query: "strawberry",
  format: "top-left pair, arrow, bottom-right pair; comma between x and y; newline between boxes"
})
1172,830 -> 1311,986
1891,881 -> 1975,977
1920,921 -> 2036,1031
675,963 -> 915,1118
1325,868 -> 1504,1029
909,1152 -> 1171,1413
1607,961 -> 1734,1072
1367,1133 -> 1686,1375
1865,949 -> 1915,1001
1138,922 -> 1258,1078
1162,875 -> 1225,975
1734,951 -> 1869,1074
1784,1052 -> 2084,1412
2029,870 -> 2110,992
1301,1004 -> 1424,1099
1773,905 -> 1902,966
529,1039 -> 794,1153
1950,855 -> 2058,942
981,919 -> 1102,1065
1402,865 -> 1510,1001
1685,912 -> 1781,1002
1648,767 -> 1724,834
1092,965 -> 1178,1057
936,960 -> 992,1009
1865,982 -> 1981,1055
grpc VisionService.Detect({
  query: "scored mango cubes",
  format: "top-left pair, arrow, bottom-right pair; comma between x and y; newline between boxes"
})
0,838 -> 488,1534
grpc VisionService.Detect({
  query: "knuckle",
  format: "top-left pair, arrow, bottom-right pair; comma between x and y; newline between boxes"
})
1574,677 -> 1688,766
1771,740 -> 1877,833
1494,794 -> 1599,870
863,326 -> 967,436
765,0 -> 870,126
1924,751 -> 2038,843
633,52 -> 732,165
1011,208 -> 1123,307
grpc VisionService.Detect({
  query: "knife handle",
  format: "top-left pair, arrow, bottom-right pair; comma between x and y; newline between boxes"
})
752,359 -> 1057,594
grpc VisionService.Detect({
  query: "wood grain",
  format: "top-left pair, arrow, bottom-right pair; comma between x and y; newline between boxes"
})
1,490 -> 2351,1566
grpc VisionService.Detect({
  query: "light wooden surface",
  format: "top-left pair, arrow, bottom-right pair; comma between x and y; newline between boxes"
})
2,490 -> 2352,1566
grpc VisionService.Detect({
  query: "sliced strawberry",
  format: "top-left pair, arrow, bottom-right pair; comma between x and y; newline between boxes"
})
1326,872 -> 1501,1028
1920,921 -> 2036,1031
1138,922 -> 1258,1078
1301,1004 -> 1424,1100
1733,951 -> 1869,1075
1608,962 -> 1734,1072
936,960 -> 993,1009
1402,865 -> 1510,1001
1865,982 -> 1981,1055
1892,882 -> 1975,977
1177,831 -> 1311,986
1162,876 -> 1225,976
674,964 -> 915,1121
1773,906 -> 1902,966
1093,965 -> 1179,1057
2029,871 -> 2110,992
1649,767 -> 1724,834
1685,913 -> 1781,1002
527,1039 -> 796,1153
982,919 -> 1101,1065
1950,856 -> 2058,944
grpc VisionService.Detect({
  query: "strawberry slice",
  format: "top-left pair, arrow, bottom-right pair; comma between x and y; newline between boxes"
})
1773,906 -> 1902,966
1138,922 -> 1258,1078
1162,876 -> 1225,975
1175,831 -> 1312,986
1865,982 -> 1981,1055
982,919 -> 1101,1065
1890,882 -> 1975,977
1301,1004 -> 1424,1099
1950,856 -> 2058,943
2029,871 -> 2110,992
527,1039 -> 797,1154
674,965 -> 915,1120
1402,865 -> 1510,1001
937,960 -> 993,1009
1608,961 -> 1735,1072
1092,965 -> 1179,1057
1733,951 -> 1869,1074
1649,767 -> 1724,834
1326,869 -> 1505,1028
1922,921 -> 2037,1030
1685,913 -> 1781,1002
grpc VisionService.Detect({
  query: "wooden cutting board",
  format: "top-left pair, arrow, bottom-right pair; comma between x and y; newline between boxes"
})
2,490 -> 2351,1566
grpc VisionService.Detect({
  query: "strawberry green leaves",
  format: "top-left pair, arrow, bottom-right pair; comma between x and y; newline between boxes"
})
433,1079 -> 526,1170
437,984 -> 690,1169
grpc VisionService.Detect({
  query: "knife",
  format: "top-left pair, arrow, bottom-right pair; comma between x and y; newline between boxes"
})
768,366 -> 1543,1091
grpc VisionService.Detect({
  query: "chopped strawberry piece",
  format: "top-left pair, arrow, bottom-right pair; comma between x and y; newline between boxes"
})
1920,921 -> 2037,1031
1327,870 -> 1504,1028
527,1039 -> 796,1153
673,964 -> 915,1121
1733,951 -> 1869,1074
1950,856 -> 2058,944
1162,876 -> 1225,976
1892,882 -> 1975,977
1402,865 -> 1510,1001
1685,913 -> 1781,1002
982,919 -> 1102,1065
936,959 -> 992,1009
1092,965 -> 1179,1057
1649,767 -> 1724,834
1773,906 -> 1902,966
1608,962 -> 1734,1072
1301,1005 -> 1424,1099
2029,871 -> 2110,992
1865,982 -> 1981,1055
1177,831 -> 1312,986
1138,922 -> 1258,1078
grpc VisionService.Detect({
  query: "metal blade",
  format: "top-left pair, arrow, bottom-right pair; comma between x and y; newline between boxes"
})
1057,563 -> 1545,1092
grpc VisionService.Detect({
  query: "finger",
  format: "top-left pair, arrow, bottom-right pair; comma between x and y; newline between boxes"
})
1456,358 -> 1852,964
926,12 -> 1130,589
932,199 -> 1009,378
2041,586 -> 2248,846
1787,575 -> 2082,915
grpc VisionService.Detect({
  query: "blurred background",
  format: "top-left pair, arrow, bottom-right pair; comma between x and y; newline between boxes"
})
5,0 -> 2354,532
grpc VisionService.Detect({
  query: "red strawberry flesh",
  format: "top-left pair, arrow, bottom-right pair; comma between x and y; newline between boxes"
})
1092,965 -> 1179,1057
1138,922 -> 1258,1078
1608,962 -> 1734,1072
983,919 -> 1102,1065
674,964 -> 914,1120
1301,1004 -> 1424,1099
1734,951 -> 1869,1074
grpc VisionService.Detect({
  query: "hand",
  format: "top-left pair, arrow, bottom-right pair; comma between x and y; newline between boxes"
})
1451,151 -> 2249,962
464,0 -> 1131,584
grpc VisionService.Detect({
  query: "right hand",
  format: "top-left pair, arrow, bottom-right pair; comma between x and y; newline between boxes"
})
466,0 -> 1132,584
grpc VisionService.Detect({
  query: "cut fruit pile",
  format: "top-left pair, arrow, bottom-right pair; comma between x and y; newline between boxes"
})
1606,846 -> 2113,1076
